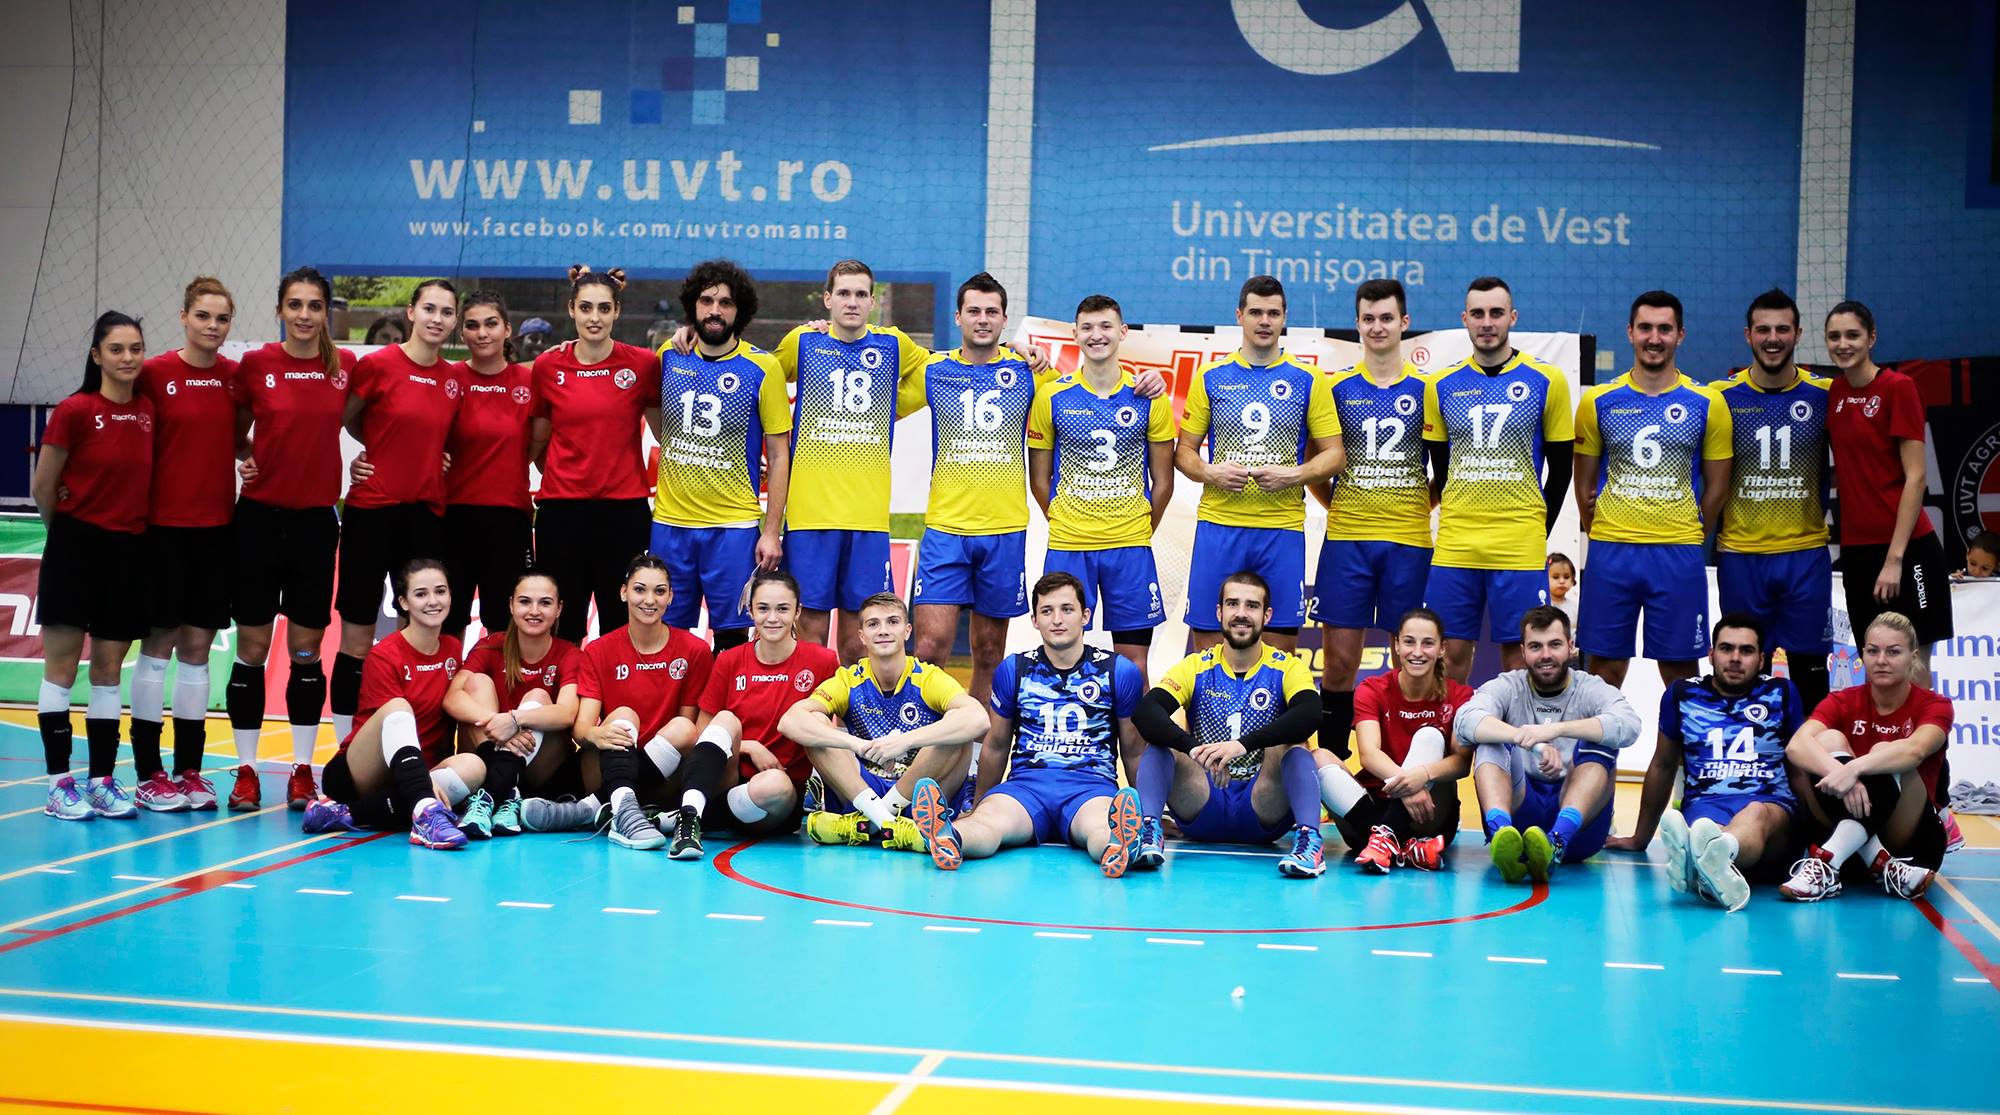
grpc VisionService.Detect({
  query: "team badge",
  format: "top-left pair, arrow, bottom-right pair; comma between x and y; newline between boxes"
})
444,378 -> 461,401
512,385 -> 532,405
1248,688 -> 1274,711
1862,396 -> 1881,418
1743,702 -> 1769,724
614,368 -> 637,390
995,367 -> 1017,389
1790,399 -> 1813,422
1076,679 -> 1102,703
332,368 -> 349,391
668,657 -> 689,680
1506,380 -> 1531,402
898,703 -> 922,726
138,412 -> 153,433
1115,405 -> 1138,427
1270,379 -> 1293,401
858,347 -> 884,370
1394,393 -> 1418,416
1665,403 -> 1688,424
445,657 -> 459,676
794,670 -> 816,693
717,371 -> 741,394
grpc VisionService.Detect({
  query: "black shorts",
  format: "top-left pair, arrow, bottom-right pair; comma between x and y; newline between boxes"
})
443,504 -> 534,633
232,499 -> 339,629
336,502 -> 445,627
535,498 -> 650,643
144,525 -> 233,632
39,513 -> 147,641
1840,532 -> 1954,646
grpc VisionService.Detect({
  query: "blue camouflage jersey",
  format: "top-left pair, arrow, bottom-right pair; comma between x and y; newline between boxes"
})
1659,675 -> 1801,803
990,645 -> 1142,782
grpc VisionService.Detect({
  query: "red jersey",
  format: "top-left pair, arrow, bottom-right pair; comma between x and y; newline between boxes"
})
233,343 -> 356,509
1826,368 -> 1934,546
530,341 -> 660,501
575,624 -> 713,739
42,391 -> 155,534
462,631 -> 581,711
138,350 -> 239,528
1810,684 -> 1953,798
344,630 -> 463,766
1351,672 -> 1476,794
700,640 -> 841,785
346,345 -> 460,512
447,362 -> 535,510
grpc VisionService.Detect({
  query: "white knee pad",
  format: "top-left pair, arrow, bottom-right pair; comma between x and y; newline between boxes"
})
433,766 -> 471,806
727,782 -> 769,824
380,709 -> 423,765
1404,725 -> 1446,768
515,700 -> 546,764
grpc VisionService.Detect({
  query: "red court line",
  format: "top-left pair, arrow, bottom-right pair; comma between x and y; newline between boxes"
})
1914,896 -> 2000,993
714,840 -> 1548,934
0,1097 -> 219,1115
0,834 -> 390,956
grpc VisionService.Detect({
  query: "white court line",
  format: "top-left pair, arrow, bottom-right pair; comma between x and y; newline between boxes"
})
35,868 -> 73,875
1722,967 -> 1782,977
1146,937 -> 1204,947
296,888 -> 349,896
110,875 -> 162,883
1034,931 -> 1090,940
1168,847 -> 1281,859
813,918 -> 872,928
865,1050 -> 946,1115
705,912 -> 762,922
1605,962 -> 1665,971
923,925 -> 980,934
220,883 -> 254,890
396,895 -> 449,904
1257,943 -> 1317,952
1487,956 -> 1546,966
498,901 -> 552,910
603,907 -> 658,916
1835,973 -> 1899,982
1956,976 -> 1991,984
1372,949 -> 1432,959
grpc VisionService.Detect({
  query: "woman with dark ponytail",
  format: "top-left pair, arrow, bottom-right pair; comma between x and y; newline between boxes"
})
227,267 -> 356,812
442,290 -> 537,641
33,312 -> 154,822
442,568 -> 579,837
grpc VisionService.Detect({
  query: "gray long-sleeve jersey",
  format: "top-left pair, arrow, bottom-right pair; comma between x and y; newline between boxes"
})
1454,668 -> 1642,781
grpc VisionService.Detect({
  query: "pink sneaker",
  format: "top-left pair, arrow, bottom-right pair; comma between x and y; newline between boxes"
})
178,770 -> 217,811
1942,809 -> 1965,855
134,770 -> 190,812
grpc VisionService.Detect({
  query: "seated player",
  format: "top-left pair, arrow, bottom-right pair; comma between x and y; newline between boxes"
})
1339,607 -> 1476,874
519,554 -> 714,854
1780,611 -> 1952,902
909,571 -> 1148,876
1457,605 -> 1641,882
441,570 -> 580,838
1608,614 -> 1799,911
684,570 -> 841,849
1130,571 -> 1326,877
777,592 -> 988,850
304,559 -> 485,850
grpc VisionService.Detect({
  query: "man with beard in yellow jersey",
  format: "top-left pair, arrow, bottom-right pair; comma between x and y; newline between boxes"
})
1422,276 -> 1574,682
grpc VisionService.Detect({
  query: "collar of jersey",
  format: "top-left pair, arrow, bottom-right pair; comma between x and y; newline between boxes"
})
1226,350 -> 1295,371
1610,368 -> 1696,395
945,345 -> 1025,367
1729,366 -> 1816,393
1068,365 -> 1135,398
1458,350 -> 1531,377
1201,641 -> 1280,678
1340,359 -> 1422,387
855,654 -> 920,695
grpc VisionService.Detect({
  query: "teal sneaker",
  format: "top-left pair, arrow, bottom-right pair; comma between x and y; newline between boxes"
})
459,789 -> 495,841
45,776 -> 92,822
491,790 -> 524,836
85,776 -> 138,819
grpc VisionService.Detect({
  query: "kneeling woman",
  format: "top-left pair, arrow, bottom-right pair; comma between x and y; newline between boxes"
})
1339,607 -> 1477,874
304,559 -> 484,849
443,569 -> 579,837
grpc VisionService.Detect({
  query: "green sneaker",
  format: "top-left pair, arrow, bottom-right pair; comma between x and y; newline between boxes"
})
491,791 -> 523,837
1522,826 -> 1556,883
881,815 -> 926,852
806,810 -> 873,846
459,789 -> 494,841
1489,825 -> 1528,884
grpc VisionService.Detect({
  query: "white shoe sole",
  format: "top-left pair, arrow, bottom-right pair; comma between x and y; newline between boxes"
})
1694,840 -> 1750,912
1658,810 -> 1693,895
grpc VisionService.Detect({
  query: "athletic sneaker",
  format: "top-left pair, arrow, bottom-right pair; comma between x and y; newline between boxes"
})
880,816 -> 926,852
301,798 -> 363,834
85,776 -> 138,819
806,810 -> 873,846
1868,848 -> 1936,900
135,770 -> 191,812
1522,826 -> 1556,883
227,764 -> 261,811
1276,824 -> 1325,878
1101,786 -> 1143,879
911,777 -> 960,870
667,805 -> 703,860
521,795 -> 602,833
44,776 -> 92,822
1403,834 -> 1447,871
1658,809 -> 1696,895
410,800 -> 469,850
178,770 -> 217,811
607,794 -> 666,851
1355,825 -> 1400,874
1134,817 -> 1166,870
1690,819 -> 1750,912
459,790 -> 495,840
1780,845 -> 1842,901
1942,809 -> 1965,854
491,791 -> 524,836
1489,825 -> 1527,884
286,764 -> 316,811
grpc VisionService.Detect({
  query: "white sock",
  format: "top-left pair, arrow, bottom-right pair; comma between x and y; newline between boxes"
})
727,783 -> 768,823
380,709 -> 422,766
516,699 -> 546,762
332,713 -> 353,743
642,733 -> 680,778
1859,834 -> 1887,867
39,679 -> 72,714
883,787 -> 910,815
1316,762 -> 1365,815
852,788 -> 895,827
290,723 -> 317,766
609,785 -> 638,812
132,655 -> 168,724
411,795 -> 439,823
433,767 -> 471,807
87,684 -> 121,721
1824,818 -> 1869,866
172,662 -> 209,723
233,727 -> 261,765
1404,725 -> 1446,769
681,789 -> 707,815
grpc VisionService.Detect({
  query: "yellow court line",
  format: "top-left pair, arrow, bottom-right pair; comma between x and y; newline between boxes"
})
0,805 -> 283,886
0,988 -> 1969,1115
1935,875 -> 2000,948
0,831 -> 326,932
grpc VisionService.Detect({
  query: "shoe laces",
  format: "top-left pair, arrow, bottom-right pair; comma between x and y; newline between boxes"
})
674,806 -> 699,842
611,797 -> 657,842
1789,855 -> 1838,889
1290,826 -> 1319,858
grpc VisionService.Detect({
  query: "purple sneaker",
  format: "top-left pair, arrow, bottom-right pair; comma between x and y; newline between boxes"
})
409,801 -> 468,850
301,798 -> 363,834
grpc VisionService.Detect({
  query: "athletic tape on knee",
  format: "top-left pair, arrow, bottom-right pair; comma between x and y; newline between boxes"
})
131,655 -> 169,723
727,782 -> 769,823
433,766 -> 471,807
38,680 -> 72,715
642,733 -> 681,777
172,662 -> 209,723
87,684 -> 122,722
1404,725 -> 1446,769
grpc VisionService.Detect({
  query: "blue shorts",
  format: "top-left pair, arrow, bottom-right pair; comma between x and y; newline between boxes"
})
1185,523 -> 1306,630
821,766 -> 973,817
1174,778 -> 1290,845
1423,565 -> 1549,642
1312,539 -> 1433,632
912,529 -> 1027,618
986,766 -> 1118,846
1515,775 -> 1612,863
1715,548 -> 1832,655
1681,793 -> 1794,829
1043,547 -> 1165,632
1576,540 -> 1708,661
650,522 -> 757,630
784,529 -> 892,613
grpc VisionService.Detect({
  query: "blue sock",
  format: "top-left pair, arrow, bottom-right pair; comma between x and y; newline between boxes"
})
1483,809 -> 1512,841
1551,806 -> 1583,848
1137,744 -> 1174,818
1279,747 -> 1321,829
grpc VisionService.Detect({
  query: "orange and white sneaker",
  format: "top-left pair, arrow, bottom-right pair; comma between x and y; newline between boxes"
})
1354,825 -> 1400,874
1402,834 -> 1447,871
227,764 -> 261,812
286,764 -> 316,811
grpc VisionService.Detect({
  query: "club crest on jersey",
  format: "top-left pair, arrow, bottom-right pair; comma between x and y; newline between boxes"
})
898,703 -> 922,726
1394,393 -> 1418,416
1269,379 -> 1293,401
444,379 -> 461,401
614,368 -> 637,390
137,412 -> 153,433
1743,702 -> 1770,724
1248,688 -> 1274,711
668,657 -> 689,680
1665,403 -> 1688,424
1076,678 -> 1103,703
1790,399 -> 1813,422
995,367 -> 1017,389
512,385 -> 532,405
1862,396 -> 1881,418
858,347 -> 884,371
717,371 -> 741,394
1505,380 -> 1531,402
332,368 -> 349,391
794,670 -> 816,693
1115,405 -> 1138,427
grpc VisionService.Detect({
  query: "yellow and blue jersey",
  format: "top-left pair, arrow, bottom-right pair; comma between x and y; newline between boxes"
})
1157,643 -> 1315,779
1423,352 -> 1573,569
1659,675 -> 1801,804
1181,352 -> 1338,531
1325,362 -> 1431,547
1575,371 -> 1733,546
773,324 -> 929,533
1716,369 -> 1829,554
991,645 -> 1143,782
651,338 -> 791,527
914,346 -> 1041,535
809,655 -> 966,778
1027,369 -> 1177,550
